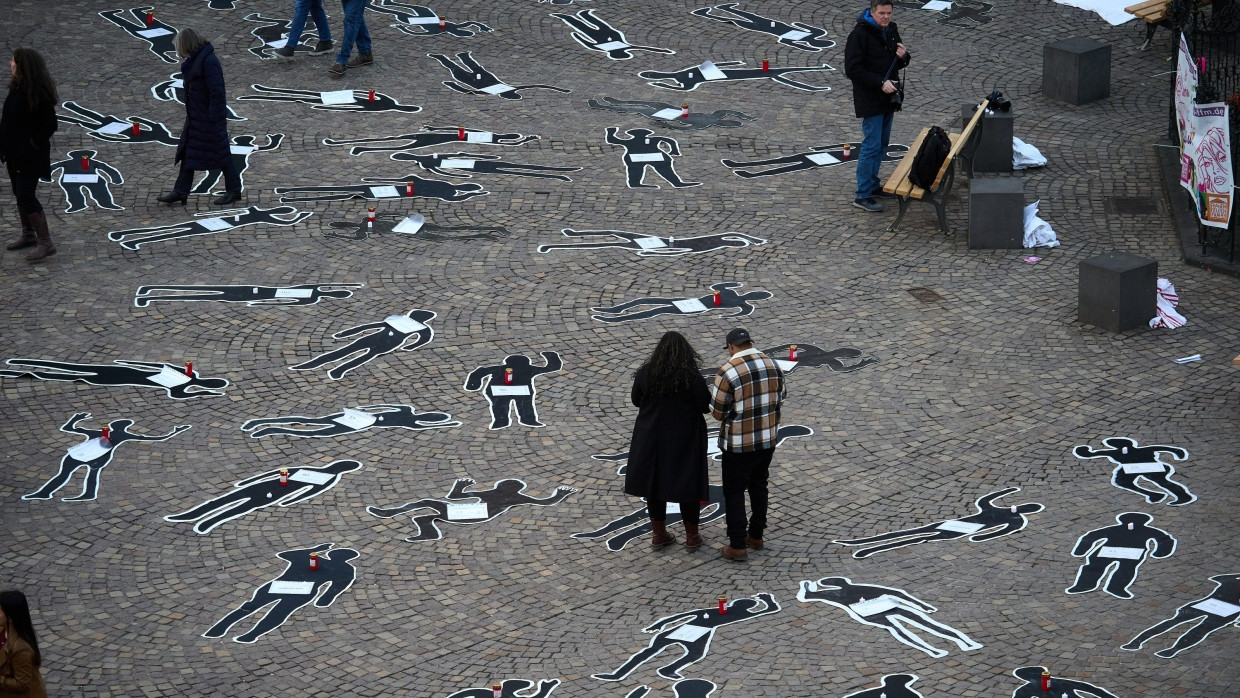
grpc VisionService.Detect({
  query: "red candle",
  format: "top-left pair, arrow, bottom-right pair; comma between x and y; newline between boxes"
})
762,58 -> 769,72
712,290 -> 721,306
100,426 -> 110,443
146,11 -> 153,25
279,469 -> 290,486
492,685 -> 502,698
405,181 -> 414,196
842,144 -> 851,159
504,368 -> 514,385
1041,670 -> 1051,691
458,125 -> 466,140
81,155 -> 90,170
368,89 -> 375,102
184,361 -> 193,375
717,595 -> 727,614
367,206 -> 376,222
439,16 -> 447,29
131,119 -> 140,136
680,104 -> 689,118
309,552 -> 319,571
789,345 -> 798,361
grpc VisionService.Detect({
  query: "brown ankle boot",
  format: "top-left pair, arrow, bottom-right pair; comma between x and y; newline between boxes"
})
683,522 -> 703,549
650,520 -> 676,548
7,208 -> 35,250
25,211 -> 55,262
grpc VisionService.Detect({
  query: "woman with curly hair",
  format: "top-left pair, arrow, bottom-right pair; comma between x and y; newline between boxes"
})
0,590 -> 46,697
0,49 -> 59,262
624,331 -> 711,549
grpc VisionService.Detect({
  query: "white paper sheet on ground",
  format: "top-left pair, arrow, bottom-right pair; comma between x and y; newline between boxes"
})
1023,200 -> 1060,248
406,16 -> 440,24
197,217 -> 232,231
63,174 -> 100,183
447,502 -> 489,520
333,408 -> 377,429
137,27 -> 174,38
1098,546 -> 1146,560
849,595 -> 901,616
439,159 -> 475,169
595,41 -> 630,51
1121,462 -> 1166,474
1013,137 -> 1047,169
672,298 -> 708,313
68,438 -> 111,462
265,40 -> 286,47
230,145 -> 256,155
1193,599 -> 1240,616
1052,0 -> 1136,25
369,185 -> 401,198
666,502 -> 681,514
629,153 -> 664,162
666,624 -> 712,642
779,29 -> 812,40
289,469 -> 334,485
480,83 -> 516,95
651,108 -> 683,120
274,288 -> 314,298
392,214 -> 425,234
385,314 -> 428,333
270,581 -> 316,595
466,131 -> 493,143
699,61 -> 727,81
170,79 -> 184,89
490,385 -> 532,396
148,365 -> 192,387
806,152 -> 841,165
922,0 -> 953,10
634,236 -> 667,249
937,520 -> 986,534
774,359 -> 797,372
96,122 -> 134,135
320,90 -> 356,105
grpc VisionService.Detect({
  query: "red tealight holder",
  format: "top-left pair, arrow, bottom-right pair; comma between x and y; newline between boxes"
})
309,552 -> 319,571
504,368 -> 514,385
279,469 -> 290,486
761,58 -> 769,72
131,120 -> 140,136
842,144 -> 851,160
405,181 -> 414,196
492,684 -> 502,698
439,16 -> 447,29
146,11 -> 154,25
184,361 -> 193,375
81,155 -> 90,170
717,595 -> 727,614
789,345 -> 798,361
1041,671 -> 1051,691
368,89 -> 375,102
458,125 -> 466,140
100,425 -> 110,443
712,290 -> 722,306
680,104 -> 689,118
367,206 -> 376,222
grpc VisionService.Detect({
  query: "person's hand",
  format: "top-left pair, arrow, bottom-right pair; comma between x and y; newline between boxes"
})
896,42 -> 908,59
881,80 -> 897,94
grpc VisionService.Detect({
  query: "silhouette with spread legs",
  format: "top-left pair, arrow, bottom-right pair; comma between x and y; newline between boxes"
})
368,478 -> 577,542
326,214 -> 510,242
239,85 -> 422,113
1072,437 -> 1195,505
1008,666 -> 1117,698
446,679 -> 560,698
840,674 -> 923,698
1066,512 -> 1176,599
722,143 -> 908,178
753,344 -> 879,373
389,151 -> 580,181
49,150 -> 124,213
606,127 -> 700,188
324,126 -> 538,155
151,72 -> 246,121
1122,573 -> 1240,658
291,309 -> 436,380
275,174 -> 486,203
98,7 -> 179,62
691,5 -> 836,51
204,544 -> 358,644
833,487 -> 1044,559
366,1 -> 494,37
592,593 -> 781,681
203,0 -> 235,9
894,0 -> 994,28
639,60 -> 834,92
551,10 -> 675,60
23,413 -> 189,502
592,282 -> 772,323
187,134 -> 283,196
243,13 -> 321,59
463,352 -> 563,429
107,205 -> 312,250
575,484 -> 725,551
596,424 -> 813,472
428,52 -> 572,99
538,229 -> 766,257
242,404 -> 460,438
626,679 -> 717,698
166,460 -> 363,534
797,577 -> 983,658
588,98 -> 754,130
0,359 -> 229,399
134,283 -> 362,308
58,101 -> 178,146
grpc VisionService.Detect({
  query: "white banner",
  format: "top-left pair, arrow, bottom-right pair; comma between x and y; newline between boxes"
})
1182,103 -> 1234,228
1175,35 -> 1198,148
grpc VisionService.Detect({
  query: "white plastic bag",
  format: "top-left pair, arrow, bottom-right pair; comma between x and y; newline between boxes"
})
1013,137 -> 1047,170
1023,200 -> 1060,248
1149,278 -> 1187,328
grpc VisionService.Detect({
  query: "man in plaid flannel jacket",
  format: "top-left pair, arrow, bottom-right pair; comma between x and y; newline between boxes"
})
710,327 -> 786,560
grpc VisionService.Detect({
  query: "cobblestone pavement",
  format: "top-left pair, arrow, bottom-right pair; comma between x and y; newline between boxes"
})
1,1 -> 1238,696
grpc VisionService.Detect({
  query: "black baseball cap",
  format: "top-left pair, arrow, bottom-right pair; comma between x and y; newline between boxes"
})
725,327 -> 751,347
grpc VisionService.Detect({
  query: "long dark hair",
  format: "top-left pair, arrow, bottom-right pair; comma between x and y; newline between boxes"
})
0,590 -> 40,667
640,331 -> 702,397
8,48 -> 58,113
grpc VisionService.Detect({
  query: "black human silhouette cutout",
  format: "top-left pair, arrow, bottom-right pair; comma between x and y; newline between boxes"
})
592,593 -> 781,681
23,413 -> 189,502
239,85 -> 423,113
290,309 -> 436,380
538,229 -> 766,257
186,134 -> 283,195
596,424 -> 813,473
1008,666 -> 1117,698
841,674 -> 924,698
588,98 -> 754,131
98,7 -> 179,63
58,101 -> 178,146
243,12 -> 321,58
135,283 -> 362,307
275,173 -> 486,203
445,678 -> 560,698
573,483 -> 725,551
691,4 -> 836,51
242,403 -> 460,438
1072,438 -> 1196,506
1066,512 -> 1176,599
1122,573 -> 1240,658
626,679 -> 717,698
796,577 -> 983,658
894,0 -> 994,28
366,1 -> 494,37
49,150 -> 124,213
389,151 -> 580,181
324,126 -> 538,156
833,487 -> 1044,559
592,282 -> 771,323
0,359 -> 229,399
639,60 -> 834,92
165,460 -> 363,534
463,352 -> 563,429
326,213 -> 511,242
551,10 -> 675,60
606,127 -> 699,189
539,0 -> 588,4
732,344 -> 879,375
203,0 -> 235,9
428,52 -> 572,100
107,206 -> 313,250
151,72 -> 246,121
722,143 -> 908,178
368,477 -> 577,542
203,544 -> 358,644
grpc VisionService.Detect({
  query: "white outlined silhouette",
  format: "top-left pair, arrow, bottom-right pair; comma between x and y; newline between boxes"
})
538,229 -> 766,257
428,51 -> 572,99
1122,573 -> 1240,658
588,98 -> 755,130
107,206 -> 312,250
241,404 -> 460,439
387,151 -> 580,181
842,674 -> 924,698
243,12 -> 322,59
98,7 -> 179,62
722,143 -> 908,178
134,283 -> 362,308
324,126 -> 538,155
325,214 -> 511,242
0,359 -> 229,399
239,85 -> 423,113
366,1 -> 495,38
368,477 -> 577,542
592,282 -> 771,323
552,10 -> 675,60
290,309 -> 435,380
639,60 -> 833,92
626,679 -> 717,698
151,72 -> 246,121
1008,666 -> 1117,698
1072,438 -> 1196,505
58,101 -> 178,146
445,679 -> 560,698
605,127 -> 700,189
691,5 -> 836,51
463,352 -> 563,429
275,174 -> 486,203
49,150 -> 124,213
1066,512 -> 1176,599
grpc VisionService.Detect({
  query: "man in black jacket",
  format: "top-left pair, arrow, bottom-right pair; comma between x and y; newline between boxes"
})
844,0 -> 911,212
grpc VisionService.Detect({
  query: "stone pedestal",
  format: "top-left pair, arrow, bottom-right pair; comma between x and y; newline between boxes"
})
1078,251 -> 1158,332
1043,38 -> 1111,105
962,104 -> 1014,173
968,177 -> 1024,249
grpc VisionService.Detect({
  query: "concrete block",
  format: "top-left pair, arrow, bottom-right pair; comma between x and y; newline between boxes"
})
962,103 -> 1014,173
1043,37 -> 1111,105
1078,251 -> 1158,332
968,177 -> 1024,249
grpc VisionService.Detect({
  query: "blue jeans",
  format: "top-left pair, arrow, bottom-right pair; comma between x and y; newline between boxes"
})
855,111 -> 894,200
287,0 -> 331,48
336,0 -> 371,64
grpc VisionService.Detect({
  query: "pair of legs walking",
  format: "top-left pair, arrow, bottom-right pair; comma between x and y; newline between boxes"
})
161,163 -> 242,205
721,447 -> 775,556
284,0 -> 333,53
6,164 -> 54,261
331,0 -> 372,73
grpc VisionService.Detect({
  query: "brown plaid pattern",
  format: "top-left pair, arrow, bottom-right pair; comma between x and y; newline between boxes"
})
710,348 -> 786,452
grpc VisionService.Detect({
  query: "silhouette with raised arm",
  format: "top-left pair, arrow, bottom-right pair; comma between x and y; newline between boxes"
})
592,282 -> 771,323
1066,512 -> 1176,599
463,352 -> 563,429
324,126 -> 538,155
691,5 -> 836,51
58,101 -> 178,146
291,309 -> 436,380
1072,437 -> 1195,505
722,143 -> 907,178
275,173 -> 485,203
389,151 -> 579,181
107,206 -> 312,250
151,72 -> 246,120
242,404 -> 460,438
1122,573 -> 1240,658
49,150 -> 124,213
538,229 -> 765,257
188,134 -> 283,195
367,1 -> 494,37
605,127 -> 699,188
239,85 -> 422,113
134,283 -> 362,308
98,7 -> 179,62
445,678 -> 560,698
0,359 -> 228,399
428,51 -> 572,99
588,98 -> 754,130
552,10 -> 675,60
639,60 -> 833,92
1008,666 -> 1117,698
368,478 -> 577,542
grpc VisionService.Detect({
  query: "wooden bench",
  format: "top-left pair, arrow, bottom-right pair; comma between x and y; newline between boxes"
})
881,98 -> 988,235
1125,0 -> 1210,50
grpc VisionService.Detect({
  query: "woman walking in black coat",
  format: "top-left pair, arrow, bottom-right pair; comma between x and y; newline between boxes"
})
0,49 -> 59,262
158,29 -> 241,206
625,331 -> 712,549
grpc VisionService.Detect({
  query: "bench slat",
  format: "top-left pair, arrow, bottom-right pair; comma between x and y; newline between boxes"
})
883,127 -> 927,197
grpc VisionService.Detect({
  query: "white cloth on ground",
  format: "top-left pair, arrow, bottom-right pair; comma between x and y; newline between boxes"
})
1023,200 -> 1060,248
1149,278 -> 1187,328
1013,137 -> 1047,170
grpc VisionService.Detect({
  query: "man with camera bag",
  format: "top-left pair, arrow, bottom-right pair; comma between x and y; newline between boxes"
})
845,0 -> 911,212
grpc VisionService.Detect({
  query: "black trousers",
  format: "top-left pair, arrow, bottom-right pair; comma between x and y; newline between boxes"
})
646,500 -> 701,526
173,161 -> 241,195
721,447 -> 775,548
7,163 -> 43,214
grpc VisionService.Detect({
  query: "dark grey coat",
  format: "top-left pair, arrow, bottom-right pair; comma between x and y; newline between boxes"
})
175,43 -> 232,170
623,365 -> 711,503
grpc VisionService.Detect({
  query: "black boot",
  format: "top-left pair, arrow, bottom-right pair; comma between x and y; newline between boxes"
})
25,211 -> 55,262
213,191 -> 242,205
6,207 -> 35,250
157,191 -> 188,205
